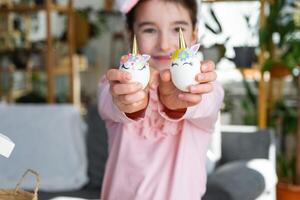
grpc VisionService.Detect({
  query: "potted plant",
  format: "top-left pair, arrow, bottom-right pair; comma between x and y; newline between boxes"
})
260,0 -> 300,198
231,14 -> 258,68
220,88 -> 234,125
259,0 -> 300,75
201,6 -> 227,65
241,77 -> 258,125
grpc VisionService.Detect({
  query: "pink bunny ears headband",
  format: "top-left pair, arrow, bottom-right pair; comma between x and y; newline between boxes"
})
116,0 -> 139,14
116,0 -> 203,14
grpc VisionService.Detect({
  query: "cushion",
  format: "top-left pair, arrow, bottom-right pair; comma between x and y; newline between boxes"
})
204,160 -> 266,200
202,184 -> 231,200
246,159 -> 277,191
85,105 -> 108,188
0,104 -> 88,191
221,129 -> 271,164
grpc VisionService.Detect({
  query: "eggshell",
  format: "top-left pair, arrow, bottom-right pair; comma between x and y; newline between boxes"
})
119,65 -> 150,89
119,55 -> 150,89
170,56 -> 201,92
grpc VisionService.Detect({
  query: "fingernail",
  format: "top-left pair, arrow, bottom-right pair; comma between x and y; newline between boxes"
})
151,82 -> 158,89
197,74 -> 204,81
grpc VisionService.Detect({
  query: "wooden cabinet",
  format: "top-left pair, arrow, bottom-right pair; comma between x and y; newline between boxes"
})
0,0 -> 80,105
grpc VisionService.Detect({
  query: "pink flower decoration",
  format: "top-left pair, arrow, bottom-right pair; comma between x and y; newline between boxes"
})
120,55 -> 129,65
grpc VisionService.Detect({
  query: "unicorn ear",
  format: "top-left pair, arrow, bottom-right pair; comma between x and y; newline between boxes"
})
190,43 -> 200,54
120,55 -> 129,65
142,54 -> 151,62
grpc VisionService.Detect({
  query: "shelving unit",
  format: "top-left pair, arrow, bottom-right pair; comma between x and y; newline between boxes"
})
0,65 -> 32,102
0,0 -> 79,105
0,4 -> 69,13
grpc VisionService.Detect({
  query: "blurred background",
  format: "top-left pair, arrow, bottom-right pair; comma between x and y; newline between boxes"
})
0,0 -> 299,200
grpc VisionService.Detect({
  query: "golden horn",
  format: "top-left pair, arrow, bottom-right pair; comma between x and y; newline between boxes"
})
132,35 -> 138,55
179,28 -> 187,49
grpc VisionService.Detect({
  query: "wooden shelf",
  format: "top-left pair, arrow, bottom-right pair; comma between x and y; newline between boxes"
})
0,0 -> 78,105
0,4 -> 69,13
0,47 -> 42,54
238,68 -> 262,82
0,67 -> 32,103
50,4 -> 69,12
54,55 -> 88,76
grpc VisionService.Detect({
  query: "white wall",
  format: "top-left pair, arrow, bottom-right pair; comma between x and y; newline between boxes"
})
81,14 -> 128,103
74,0 -> 104,10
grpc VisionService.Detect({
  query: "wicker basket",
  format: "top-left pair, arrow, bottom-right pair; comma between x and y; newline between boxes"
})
0,169 -> 40,200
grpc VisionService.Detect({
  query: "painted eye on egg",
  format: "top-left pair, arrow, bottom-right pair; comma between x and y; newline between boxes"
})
171,63 -> 179,67
183,62 -> 193,66
139,66 -> 146,70
121,64 -> 129,69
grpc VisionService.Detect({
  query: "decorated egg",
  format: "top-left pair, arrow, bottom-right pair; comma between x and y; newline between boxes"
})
119,36 -> 151,89
170,29 -> 201,92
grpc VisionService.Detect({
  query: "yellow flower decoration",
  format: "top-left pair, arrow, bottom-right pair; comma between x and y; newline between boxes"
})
171,49 -> 184,61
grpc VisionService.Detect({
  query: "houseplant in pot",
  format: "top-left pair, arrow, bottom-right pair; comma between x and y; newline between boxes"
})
201,6 -> 227,65
259,0 -> 300,198
231,14 -> 258,68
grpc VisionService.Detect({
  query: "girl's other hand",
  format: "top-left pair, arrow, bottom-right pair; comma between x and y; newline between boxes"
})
159,60 -> 217,110
106,69 -> 148,114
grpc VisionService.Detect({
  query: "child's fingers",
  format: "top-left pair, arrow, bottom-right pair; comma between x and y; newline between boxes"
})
114,95 -> 146,113
200,60 -> 215,73
111,82 -> 143,96
159,70 -> 174,94
149,69 -> 160,89
196,71 -> 217,83
178,93 -> 202,104
160,70 -> 171,82
106,69 -> 131,83
118,91 -> 146,105
119,100 -> 146,113
189,83 -> 213,94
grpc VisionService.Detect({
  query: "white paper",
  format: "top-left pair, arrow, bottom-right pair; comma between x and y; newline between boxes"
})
0,132 -> 15,158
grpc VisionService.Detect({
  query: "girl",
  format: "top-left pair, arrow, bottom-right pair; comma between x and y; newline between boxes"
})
98,0 -> 224,199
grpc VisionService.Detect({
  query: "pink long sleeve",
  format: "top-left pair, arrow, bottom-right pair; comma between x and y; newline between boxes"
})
98,76 -> 139,123
158,81 -> 224,132
98,75 -> 224,200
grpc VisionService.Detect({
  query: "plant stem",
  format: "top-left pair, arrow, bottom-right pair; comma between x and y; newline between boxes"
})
296,75 -> 300,184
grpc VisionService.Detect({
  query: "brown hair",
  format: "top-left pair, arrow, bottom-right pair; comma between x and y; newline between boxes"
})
126,0 -> 198,32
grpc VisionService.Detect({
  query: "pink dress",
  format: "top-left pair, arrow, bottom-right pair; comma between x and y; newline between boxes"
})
98,76 -> 224,200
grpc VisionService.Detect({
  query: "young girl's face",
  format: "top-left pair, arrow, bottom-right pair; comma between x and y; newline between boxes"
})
133,0 -> 198,71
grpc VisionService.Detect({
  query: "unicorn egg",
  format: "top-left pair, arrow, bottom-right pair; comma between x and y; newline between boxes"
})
170,43 -> 201,92
119,54 -> 151,89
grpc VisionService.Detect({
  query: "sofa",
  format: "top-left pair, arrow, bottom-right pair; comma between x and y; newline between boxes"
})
0,104 -> 88,192
203,126 -> 277,200
0,104 -> 277,200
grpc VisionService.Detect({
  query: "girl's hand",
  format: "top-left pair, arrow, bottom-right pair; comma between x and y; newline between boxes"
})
158,60 -> 217,110
106,69 -> 148,114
